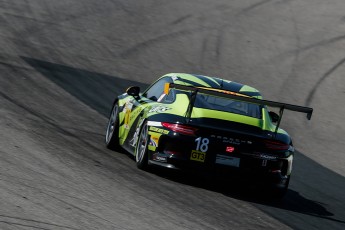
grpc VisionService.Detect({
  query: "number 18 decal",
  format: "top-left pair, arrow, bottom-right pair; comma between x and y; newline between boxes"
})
190,137 -> 209,163
195,137 -> 209,152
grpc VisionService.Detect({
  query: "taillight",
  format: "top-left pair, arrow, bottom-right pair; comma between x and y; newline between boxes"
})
161,122 -> 198,135
264,140 -> 289,151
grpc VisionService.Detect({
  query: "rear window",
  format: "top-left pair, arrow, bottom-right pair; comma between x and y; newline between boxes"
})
194,93 -> 262,119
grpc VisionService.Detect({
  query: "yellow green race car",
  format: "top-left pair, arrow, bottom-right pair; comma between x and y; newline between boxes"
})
105,73 -> 313,198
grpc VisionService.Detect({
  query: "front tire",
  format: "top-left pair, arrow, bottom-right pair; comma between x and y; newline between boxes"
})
135,121 -> 149,170
105,103 -> 121,150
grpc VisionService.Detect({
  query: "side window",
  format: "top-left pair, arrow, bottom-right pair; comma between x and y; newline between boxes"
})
143,77 -> 172,102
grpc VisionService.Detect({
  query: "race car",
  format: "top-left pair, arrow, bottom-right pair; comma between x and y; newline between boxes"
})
105,73 -> 313,198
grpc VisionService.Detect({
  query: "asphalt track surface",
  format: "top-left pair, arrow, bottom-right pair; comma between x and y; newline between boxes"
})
1,0 -> 345,229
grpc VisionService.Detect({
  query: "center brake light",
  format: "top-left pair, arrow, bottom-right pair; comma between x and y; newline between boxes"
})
264,140 -> 289,151
161,122 -> 198,136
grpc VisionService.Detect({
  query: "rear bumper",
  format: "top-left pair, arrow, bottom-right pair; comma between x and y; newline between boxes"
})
148,150 -> 291,185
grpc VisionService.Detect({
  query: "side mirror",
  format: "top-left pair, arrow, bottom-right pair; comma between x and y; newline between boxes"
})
126,86 -> 140,97
269,111 -> 280,123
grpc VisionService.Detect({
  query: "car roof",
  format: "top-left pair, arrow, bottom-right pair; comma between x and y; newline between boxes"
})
162,73 -> 262,99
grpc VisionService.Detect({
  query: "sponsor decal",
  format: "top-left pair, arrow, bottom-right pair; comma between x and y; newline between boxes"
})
260,154 -> 277,160
123,102 -> 133,129
152,153 -> 167,162
149,126 -> 169,134
242,152 -> 278,160
149,106 -> 171,113
156,156 -> 167,161
147,121 -> 162,127
226,146 -> 235,153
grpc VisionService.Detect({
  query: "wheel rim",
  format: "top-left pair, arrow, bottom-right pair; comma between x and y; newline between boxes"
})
106,105 -> 118,144
136,123 -> 148,162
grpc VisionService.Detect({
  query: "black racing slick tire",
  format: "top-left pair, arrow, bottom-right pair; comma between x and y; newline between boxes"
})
135,121 -> 149,170
105,103 -> 121,151
268,176 -> 290,200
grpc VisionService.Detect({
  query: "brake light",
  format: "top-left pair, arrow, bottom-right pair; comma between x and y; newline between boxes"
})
161,122 -> 197,135
264,140 -> 289,150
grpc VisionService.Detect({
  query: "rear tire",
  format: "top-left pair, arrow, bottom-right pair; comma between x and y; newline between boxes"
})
105,103 -> 121,150
267,176 -> 290,200
135,121 -> 149,170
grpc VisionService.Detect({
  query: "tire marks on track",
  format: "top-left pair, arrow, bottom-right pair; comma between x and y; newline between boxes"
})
305,56 -> 345,106
238,0 -> 272,15
0,214 -> 79,230
119,28 -> 204,58
2,0 -> 345,229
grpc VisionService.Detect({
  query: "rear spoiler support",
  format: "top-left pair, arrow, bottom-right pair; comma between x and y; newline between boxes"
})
185,88 -> 198,124
165,83 -> 313,136
275,106 -> 285,138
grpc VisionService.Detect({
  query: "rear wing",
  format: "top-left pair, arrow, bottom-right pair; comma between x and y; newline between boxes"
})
165,83 -> 313,137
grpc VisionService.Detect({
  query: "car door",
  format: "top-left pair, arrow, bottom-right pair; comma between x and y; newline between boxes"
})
121,76 -> 173,153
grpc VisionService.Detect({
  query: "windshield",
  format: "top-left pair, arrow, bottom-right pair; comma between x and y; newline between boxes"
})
194,93 -> 262,119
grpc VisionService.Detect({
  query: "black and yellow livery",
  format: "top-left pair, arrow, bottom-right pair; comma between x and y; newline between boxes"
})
105,73 -> 313,198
